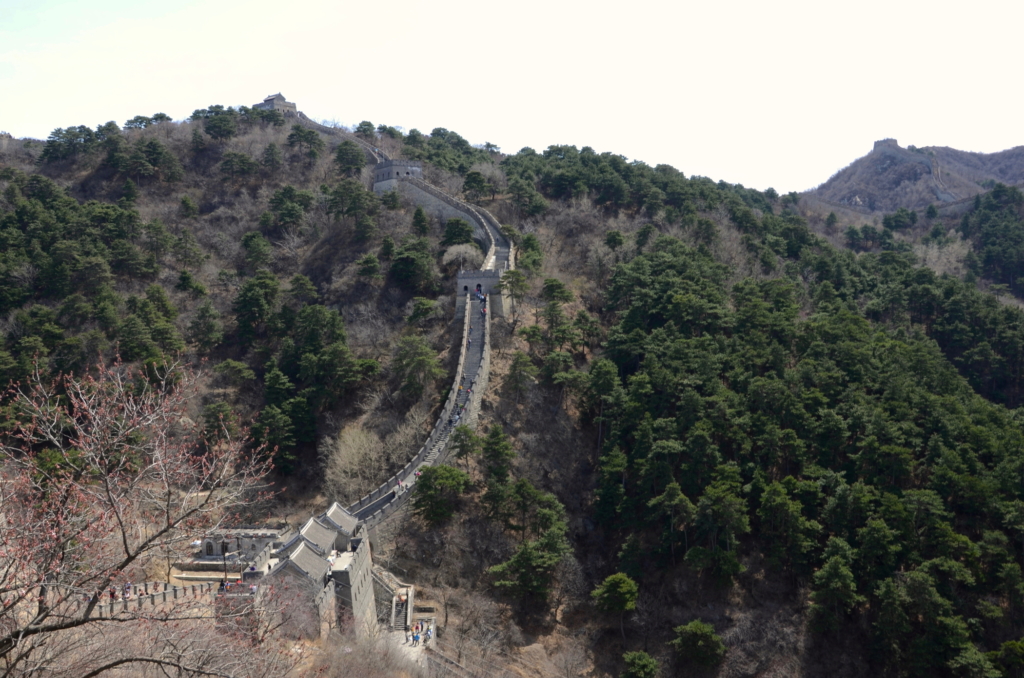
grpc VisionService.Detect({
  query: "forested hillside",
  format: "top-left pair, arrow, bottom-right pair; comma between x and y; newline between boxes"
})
2,110 -> 1024,678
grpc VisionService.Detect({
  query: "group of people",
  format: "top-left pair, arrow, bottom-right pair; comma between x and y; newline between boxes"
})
446,375 -> 477,433
406,620 -> 433,647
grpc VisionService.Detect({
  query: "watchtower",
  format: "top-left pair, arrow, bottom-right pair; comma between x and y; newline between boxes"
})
373,160 -> 423,193
253,93 -> 297,115
456,269 -> 507,317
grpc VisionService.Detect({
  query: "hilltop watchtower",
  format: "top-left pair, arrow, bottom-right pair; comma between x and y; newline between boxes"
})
253,93 -> 297,115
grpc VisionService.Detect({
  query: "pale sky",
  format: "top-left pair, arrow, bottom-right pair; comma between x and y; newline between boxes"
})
1,0 -> 1021,192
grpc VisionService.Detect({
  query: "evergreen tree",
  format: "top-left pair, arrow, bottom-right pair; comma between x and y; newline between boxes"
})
441,218 -> 474,247
605,230 -> 625,253
670,620 -> 726,668
463,171 -> 488,201
591,572 -> 639,639
488,518 -> 568,600
504,351 -> 538,404
810,554 -> 864,631
449,425 -> 482,470
481,425 -> 515,485
412,207 -> 430,235
261,143 -> 283,172
413,465 -> 472,525
252,405 -> 296,473
120,178 -> 139,205
286,125 -> 324,161
357,253 -> 381,279
288,274 -> 318,305
179,195 -> 199,219
648,482 -> 696,564
187,300 -> 222,351
204,114 -> 236,141
241,231 -> 273,272
334,140 -> 365,176
393,335 -> 444,397
620,652 -> 659,678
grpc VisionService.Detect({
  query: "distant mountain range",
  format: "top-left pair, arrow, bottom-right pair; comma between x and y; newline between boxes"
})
807,138 -> 1024,213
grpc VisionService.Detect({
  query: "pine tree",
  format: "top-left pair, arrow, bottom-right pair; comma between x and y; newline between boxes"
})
449,425 -> 482,470
648,482 -> 696,563
120,178 -> 139,205
591,572 -> 639,639
358,254 -> 381,279
252,405 -> 296,473
504,351 -> 538,404
334,140 -> 364,177
179,195 -> 199,219
810,555 -> 865,630
481,425 -> 515,485
412,465 -> 472,525
669,620 -> 726,667
621,651 -> 659,678
412,207 -> 429,235
261,143 -> 283,172
187,300 -> 222,351
393,335 -> 444,397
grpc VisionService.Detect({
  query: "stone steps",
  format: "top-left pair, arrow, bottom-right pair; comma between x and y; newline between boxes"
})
392,599 -> 407,630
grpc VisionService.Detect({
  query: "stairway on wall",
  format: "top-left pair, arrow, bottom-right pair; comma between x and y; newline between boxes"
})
392,598 -> 407,630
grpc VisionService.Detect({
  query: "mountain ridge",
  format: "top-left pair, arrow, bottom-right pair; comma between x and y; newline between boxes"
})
808,137 -> 1024,213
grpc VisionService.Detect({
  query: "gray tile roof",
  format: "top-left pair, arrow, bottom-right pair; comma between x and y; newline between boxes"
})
299,516 -> 337,554
321,502 -> 358,537
271,541 -> 329,582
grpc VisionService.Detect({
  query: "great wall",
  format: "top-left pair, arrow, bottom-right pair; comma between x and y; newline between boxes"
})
289,111 -> 515,532
165,95 -> 515,650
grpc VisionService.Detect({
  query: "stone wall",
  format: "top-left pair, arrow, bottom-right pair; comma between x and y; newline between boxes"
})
348,296 -> 474,527
378,180 -> 489,248
93,582 -> 216,619
347,539 -> 376,631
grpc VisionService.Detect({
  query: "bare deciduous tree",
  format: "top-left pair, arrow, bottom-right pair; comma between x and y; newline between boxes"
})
442,244 -> 484,272
553,635 -> 589,678
0,361 -> 286,677
320,426 -> 386,504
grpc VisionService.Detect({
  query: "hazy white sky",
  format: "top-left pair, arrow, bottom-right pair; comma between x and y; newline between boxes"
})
1,0 -> 1021,192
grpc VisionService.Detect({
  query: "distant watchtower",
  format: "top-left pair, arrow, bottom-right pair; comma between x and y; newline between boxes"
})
373,160 -> 423,192
253,93 -> 297,115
